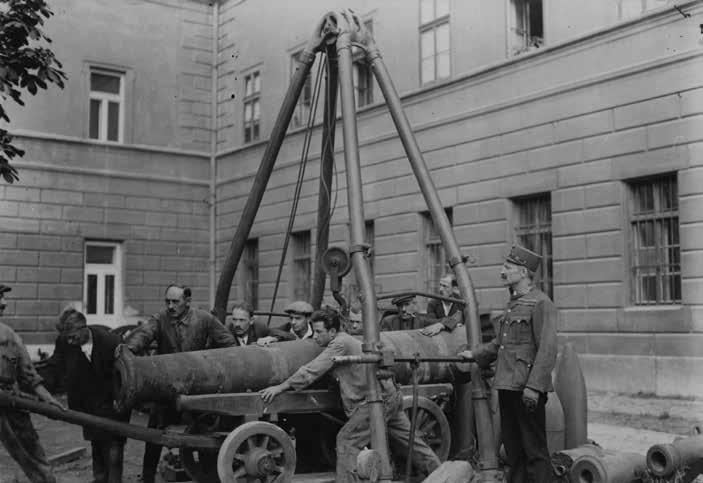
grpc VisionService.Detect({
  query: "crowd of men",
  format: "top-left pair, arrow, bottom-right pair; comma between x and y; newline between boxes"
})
0,244 -> 556,483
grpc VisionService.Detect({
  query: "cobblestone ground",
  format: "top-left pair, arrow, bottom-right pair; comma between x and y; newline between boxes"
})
1,392 -> 701,482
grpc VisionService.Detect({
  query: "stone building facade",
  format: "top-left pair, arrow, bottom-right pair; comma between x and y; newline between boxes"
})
1,0 -> 702,396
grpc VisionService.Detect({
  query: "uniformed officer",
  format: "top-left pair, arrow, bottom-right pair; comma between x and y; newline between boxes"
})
0,284 -> 63,483
459,245 -> 557,483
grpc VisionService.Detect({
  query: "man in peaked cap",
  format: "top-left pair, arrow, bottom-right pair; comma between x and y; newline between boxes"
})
0,284 -> 63,483
459,245 -> 558,483
380,293 -> 458,332
257,300 -> 315,346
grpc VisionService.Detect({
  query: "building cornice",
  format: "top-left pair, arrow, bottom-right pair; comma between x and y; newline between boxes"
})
10,129 -> 210,159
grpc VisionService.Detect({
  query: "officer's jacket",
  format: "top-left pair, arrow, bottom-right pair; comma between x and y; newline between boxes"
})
0,322 -> 43,391
473,287 -> 557,393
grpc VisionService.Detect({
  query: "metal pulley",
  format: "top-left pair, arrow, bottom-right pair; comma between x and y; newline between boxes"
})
320,246 -> 352,293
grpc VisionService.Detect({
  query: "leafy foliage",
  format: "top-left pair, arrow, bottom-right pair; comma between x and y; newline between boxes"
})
0,0 -> 66,183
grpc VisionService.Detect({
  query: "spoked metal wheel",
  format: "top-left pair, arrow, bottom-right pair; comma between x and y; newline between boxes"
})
180,417 -> 221,483
402,396 -> 451,462
217,421 -> 296,483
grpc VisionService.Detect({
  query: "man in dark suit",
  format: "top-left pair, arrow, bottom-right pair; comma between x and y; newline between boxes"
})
44,308 -> 129,483
227,301 -> 269,346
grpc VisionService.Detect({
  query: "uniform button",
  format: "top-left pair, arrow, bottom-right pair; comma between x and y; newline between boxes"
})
500,345 -> 504,349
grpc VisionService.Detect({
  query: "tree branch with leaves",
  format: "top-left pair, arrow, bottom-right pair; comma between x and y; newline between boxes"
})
0,0 -> 66,183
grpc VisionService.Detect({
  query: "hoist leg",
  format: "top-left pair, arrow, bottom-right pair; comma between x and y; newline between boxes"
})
336,17 -> 393,482
311,45 -> 339,309
366,34 -> 502,481
213,21 -> 328,322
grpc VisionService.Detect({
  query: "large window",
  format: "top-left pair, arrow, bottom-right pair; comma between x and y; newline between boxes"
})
291,230 -> 312,301
84,241 -> 122,327
419,0 -> 450,85
242,239 -> 259,310
514,194 -> 553,298
628,175 -> 680,305
89,69 -> 124,142
423,209 -> 452,293
291,51 -> 312,129
243,71 -> 261,143
508,0 -> 544,56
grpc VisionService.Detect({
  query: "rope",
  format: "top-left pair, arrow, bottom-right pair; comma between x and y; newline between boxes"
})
267,52 -> 326,327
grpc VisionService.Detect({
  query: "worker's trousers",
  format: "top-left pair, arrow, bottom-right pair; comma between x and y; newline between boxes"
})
335,392 -> 441,483
0,409 -> 56,483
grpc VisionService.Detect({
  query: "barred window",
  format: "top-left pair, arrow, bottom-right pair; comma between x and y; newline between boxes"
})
629,175 -> 680,305
243,71 -> 261,143
292,230 -> 312,301
514,194 -> 553,298
242,239 -> 259,310
423,209 -> 452,293
419,0 -> 450,85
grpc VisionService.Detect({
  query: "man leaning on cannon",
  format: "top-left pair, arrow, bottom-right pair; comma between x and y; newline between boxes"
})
260,307 -> 441,483
0,284 -> 63,483
122,283 -> 235,483
43,307 -> 129,483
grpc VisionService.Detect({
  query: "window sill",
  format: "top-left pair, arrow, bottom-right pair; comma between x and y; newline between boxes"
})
618,305 -> 690,332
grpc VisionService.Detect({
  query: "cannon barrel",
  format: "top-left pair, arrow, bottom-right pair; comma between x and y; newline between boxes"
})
114,329 -> 469,412
646,435 -> 703,477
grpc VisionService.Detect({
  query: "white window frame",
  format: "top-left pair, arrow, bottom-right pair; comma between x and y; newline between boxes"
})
243,70 -> 261,143
419,0 -> 451,85
89,68 -> 125,142
84,241 -> 123,327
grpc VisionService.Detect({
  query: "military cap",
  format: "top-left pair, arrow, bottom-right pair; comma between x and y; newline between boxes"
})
506,244 -> 542,272
55,307 -> 87,334
284,300 -> 314,316
391,294 -> 415,306
0,284 -> 11,294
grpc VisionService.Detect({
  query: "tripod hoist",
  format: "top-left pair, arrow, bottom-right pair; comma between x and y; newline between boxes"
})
212,9 -> 502,482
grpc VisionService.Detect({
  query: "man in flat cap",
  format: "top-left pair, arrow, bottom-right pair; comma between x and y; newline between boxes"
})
257,300 -> 314,346
380,294 -> 460,332
459,245 -> 557,483
0,284 -> 63,483
43,308 -> 129,483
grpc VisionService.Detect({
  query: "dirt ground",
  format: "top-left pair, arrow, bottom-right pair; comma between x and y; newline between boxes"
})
1,393 -> 700,483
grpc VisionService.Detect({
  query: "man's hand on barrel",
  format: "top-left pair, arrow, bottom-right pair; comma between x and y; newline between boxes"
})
35,385 -> 66,411
256,336 -> 278,347
457,350 -> 474,362
260,381 -> 291,403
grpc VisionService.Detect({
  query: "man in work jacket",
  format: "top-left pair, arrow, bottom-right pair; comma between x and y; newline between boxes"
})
459,245 -> 558,483
0,284 -> 63,483
124,283 -> 234,483
261,307 -> 441,482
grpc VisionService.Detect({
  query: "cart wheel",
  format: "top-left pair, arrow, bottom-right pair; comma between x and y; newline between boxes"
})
402,396 -> 451,462
180,420 -> 220,483
217,421 -> 296,483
